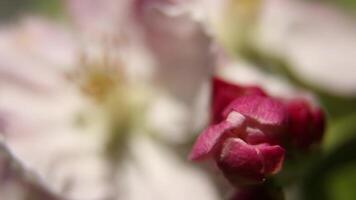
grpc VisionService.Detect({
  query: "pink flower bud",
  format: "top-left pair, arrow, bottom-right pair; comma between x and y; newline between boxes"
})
189,77 -> 326,186
189,95 -> 286,185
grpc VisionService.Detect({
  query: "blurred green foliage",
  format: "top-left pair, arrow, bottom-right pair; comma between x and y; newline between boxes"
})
31,0 -> 63,17
301,136 -> 356,200
319,0 -> 356,11
0,0 -> 62,21
324,113 -> 356,150
307,0 -> 356,16
327,162 -> 356,200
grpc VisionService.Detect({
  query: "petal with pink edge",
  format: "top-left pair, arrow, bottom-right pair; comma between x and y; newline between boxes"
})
218,138 -> 265,185
189,112 -> 245,161
223,95 -> 287,126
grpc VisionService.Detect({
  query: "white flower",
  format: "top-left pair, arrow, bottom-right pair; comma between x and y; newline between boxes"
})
0,0 -> 219,199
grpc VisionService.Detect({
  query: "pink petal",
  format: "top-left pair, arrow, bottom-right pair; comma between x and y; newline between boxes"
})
258,144 -> 285,175
243,128 -> 269,145
286,99 -> 325,149
217,138 -> 265,185
287,100 -> 312,148
212,77 -> 266,123
217,138 -> 285,185
223,95 -> 287,126
189,112 -> 245,161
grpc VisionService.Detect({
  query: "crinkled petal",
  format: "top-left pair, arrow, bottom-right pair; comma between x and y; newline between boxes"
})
218,138 -> 264,185
189,112 -> 245,161
217,138 -> 285,185
224,95 -> 287,126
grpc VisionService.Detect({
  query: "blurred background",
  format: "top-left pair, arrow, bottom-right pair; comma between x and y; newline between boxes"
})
0,0 -> 355,200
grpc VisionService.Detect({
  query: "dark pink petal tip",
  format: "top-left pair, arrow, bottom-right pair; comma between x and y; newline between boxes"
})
223,95 -> 287,126
189,112 -> 245,161
311,107 -> 325,142
212,77 -> 266,124
286,99 -> 326,149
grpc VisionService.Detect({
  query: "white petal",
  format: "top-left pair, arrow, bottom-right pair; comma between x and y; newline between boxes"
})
122,134 -> 220,200
257,0 -> 356,95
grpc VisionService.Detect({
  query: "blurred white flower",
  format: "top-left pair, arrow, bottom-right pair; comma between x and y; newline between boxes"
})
0,0 -> 219,199
0,17 -> 111,199
203,0 -> 356,96
0,138 -> 61,200
68,0 -> 215,104
132,0 -> 214,105
255,0 -> 356,96
120,134 -> 219,200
